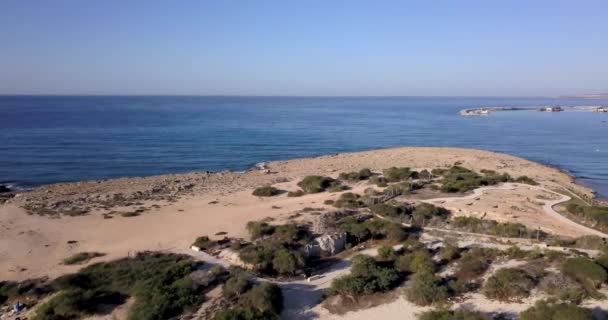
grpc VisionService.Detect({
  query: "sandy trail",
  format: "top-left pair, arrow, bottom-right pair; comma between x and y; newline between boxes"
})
422,183 -> 608,238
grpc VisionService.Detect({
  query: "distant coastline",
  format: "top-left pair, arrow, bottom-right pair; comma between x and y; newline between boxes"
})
459,105 -> 608,116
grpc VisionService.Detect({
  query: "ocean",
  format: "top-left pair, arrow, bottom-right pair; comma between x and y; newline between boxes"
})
1,96 -> 607,197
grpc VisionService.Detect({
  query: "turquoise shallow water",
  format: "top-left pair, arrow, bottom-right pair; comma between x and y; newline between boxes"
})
0,96 -> 607,197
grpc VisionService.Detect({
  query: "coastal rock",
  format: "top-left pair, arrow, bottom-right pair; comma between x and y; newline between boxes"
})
0,185 -> 10,193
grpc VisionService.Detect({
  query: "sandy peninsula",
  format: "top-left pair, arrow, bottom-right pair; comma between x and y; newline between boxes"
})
0,147 -> 596,281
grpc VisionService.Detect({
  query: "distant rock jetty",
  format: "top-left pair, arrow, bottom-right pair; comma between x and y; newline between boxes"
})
459,105 -> 607,116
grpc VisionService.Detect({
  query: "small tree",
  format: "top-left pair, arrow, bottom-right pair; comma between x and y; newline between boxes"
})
561,258 -> 607,288
404,272 -> 447,306
272,249 -> 303,275
483,268 -> 535,302
377,245 -> 396,260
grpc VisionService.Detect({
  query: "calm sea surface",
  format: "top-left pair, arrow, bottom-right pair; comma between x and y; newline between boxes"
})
1,96 -> 607,197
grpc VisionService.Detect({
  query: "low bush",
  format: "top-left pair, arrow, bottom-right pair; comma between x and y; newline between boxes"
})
438,166 -> 512,193
412,203 -> 450,224
409,251 -> 436,274
561,258 -> 607,289
328,255 -> 401,296
539,273 -> 587,304
377,245 -> 396,260
223,274 -> 251,298
252,186 -> 282,197
454,249 -> 492,281
338,217 -> 407,243
519,300 -> 593,320
0,279 -> 51,305
483,268 -> 535,301
339,168 -> 373,181
369,176 -> 388,187
383,167 -> 417,182
370,203 -> 412,218
63,252 -> 106,265
246,221 -> 275,240
418,309 -> 490,320
192,236 -> 216,251
297,176 -> 335,193
566,204 -> 608,232
35,253 -> 204,320
240,222 -> 310,275
217,281 -> 283,320
515,176 -> 538,185
403,272 -> 447,306
451,216 -> 540,238
333,192 -> 366,208
438,243 -> 461,262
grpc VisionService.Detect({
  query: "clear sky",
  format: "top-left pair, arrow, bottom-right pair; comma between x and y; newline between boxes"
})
1,0 -> 607,96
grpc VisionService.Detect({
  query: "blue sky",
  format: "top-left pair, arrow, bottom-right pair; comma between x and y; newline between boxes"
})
1,0 -> 607,96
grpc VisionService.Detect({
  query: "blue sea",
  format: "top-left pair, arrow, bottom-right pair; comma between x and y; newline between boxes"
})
1,96 -> 607,197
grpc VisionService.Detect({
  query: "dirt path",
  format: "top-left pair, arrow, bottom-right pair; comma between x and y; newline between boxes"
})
421,183 -> 608,238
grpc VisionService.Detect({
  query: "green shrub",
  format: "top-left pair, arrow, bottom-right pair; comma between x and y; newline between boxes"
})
439,243 -> 461,262
519,300 -> 593,320
35,253 -> 202,320
297,176 -> 335,193
370,203 -> 411,218
561,258 -> 607,288
566,204 -> 608,232
383,167 -> 416,182
192,236 -> 216,250
409,251 -> 435,274
438,166 -> 512,193
404,272 -> 448,306
539,273 -> 587,304
252,186 -> 282,197
377,245 -> 396,260
483,268 -> 535,301
455,249 -> 491,281
63,252 -> 105,265
339,168 -> 373,181
0,280 -> 51,304
394,254 -> 413,272
369,176 -> 388,187
246,221 -> 275,239
271,249 -> 304,275
338,217 -> 406,243
515,176 -> 538,185
413,203 -> 450,224
418,309 -> 490,320
333,192 -> 365,208
223,274 -> 250,298
452,216 -> 537,238
329,255 -> 400,296
217,282 -> 283,320
241,282 -> 283,315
